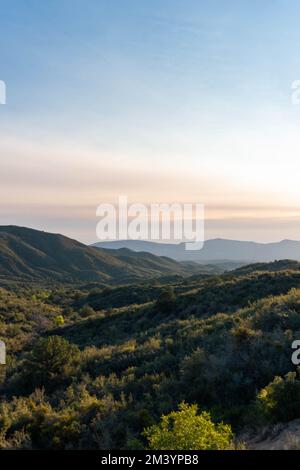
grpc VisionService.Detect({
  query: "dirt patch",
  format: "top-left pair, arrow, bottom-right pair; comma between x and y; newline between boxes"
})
243,420 -> 300,450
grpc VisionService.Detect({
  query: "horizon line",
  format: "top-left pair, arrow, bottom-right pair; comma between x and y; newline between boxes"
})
1,224 -> 300,246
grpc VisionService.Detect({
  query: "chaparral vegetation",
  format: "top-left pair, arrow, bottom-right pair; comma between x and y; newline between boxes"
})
1,228 -> 300,449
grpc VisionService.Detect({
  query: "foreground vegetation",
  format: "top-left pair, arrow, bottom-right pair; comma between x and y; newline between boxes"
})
1,260 -> 300,449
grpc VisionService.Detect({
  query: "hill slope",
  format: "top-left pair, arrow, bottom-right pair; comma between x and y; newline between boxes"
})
2,260 -> 300,448
0,226 -> 207,284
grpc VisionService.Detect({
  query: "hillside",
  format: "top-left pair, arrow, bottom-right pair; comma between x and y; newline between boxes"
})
2,260 -> 300,448
93,238 -> 300,263
0,226 -> 210,284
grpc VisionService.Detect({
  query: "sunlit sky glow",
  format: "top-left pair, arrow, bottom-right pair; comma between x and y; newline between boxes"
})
1,0 -> 300,243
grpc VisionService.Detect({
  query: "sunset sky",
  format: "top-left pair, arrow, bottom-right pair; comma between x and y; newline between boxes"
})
1,0 -> 300,243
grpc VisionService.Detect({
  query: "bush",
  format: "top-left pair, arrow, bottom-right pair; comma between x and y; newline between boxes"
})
156,288 -> 176,314
255,370 -> 300,423
54,315 -> 65,326
143,402 -> 233,450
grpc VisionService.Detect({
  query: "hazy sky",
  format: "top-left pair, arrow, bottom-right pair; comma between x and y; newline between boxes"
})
1,0 -> 300,243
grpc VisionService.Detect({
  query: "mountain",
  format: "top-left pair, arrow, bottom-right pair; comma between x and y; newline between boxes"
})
0,226 -> 211,284
92,238 -> 300,263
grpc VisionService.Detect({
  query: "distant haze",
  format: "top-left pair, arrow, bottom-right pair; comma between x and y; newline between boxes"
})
2,2 -> 300,242
93,239 -> 300,263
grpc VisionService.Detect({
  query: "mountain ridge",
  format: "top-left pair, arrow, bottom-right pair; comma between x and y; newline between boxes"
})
92,238 -> 300,262
0,225 -> 209,284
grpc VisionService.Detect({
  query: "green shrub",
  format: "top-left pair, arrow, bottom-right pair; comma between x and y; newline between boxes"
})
255,370 -> 300,423
54,315 -> 65,326
143,402 -> 233,450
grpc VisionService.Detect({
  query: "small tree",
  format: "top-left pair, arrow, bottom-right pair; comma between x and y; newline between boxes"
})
156,288 -> 176,314
24,336 -> 79,388
143,402 -> 233,450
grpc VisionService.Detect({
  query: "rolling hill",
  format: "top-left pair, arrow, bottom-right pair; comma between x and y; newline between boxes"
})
0,226 -> 212,284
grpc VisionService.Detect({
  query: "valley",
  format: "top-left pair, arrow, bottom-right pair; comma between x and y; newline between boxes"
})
0,227 -> 300,449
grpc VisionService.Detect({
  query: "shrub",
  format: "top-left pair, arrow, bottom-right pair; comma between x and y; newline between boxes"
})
54,315 -> 65,326
156,288 -> 176,314
255,370 -> 300,423
143,402 -> 233,450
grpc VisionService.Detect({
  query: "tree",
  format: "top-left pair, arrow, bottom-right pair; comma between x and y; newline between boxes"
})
156,288 -> 176,314
143,402 -> 233,450
24,336 -> 79,388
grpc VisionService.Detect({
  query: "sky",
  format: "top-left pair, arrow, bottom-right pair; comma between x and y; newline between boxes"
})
1,0 -> 300,243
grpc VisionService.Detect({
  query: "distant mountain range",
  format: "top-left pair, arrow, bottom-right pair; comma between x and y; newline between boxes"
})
92,238 -> 300,263
0,226 -> 215,284
1,226 -> 300,285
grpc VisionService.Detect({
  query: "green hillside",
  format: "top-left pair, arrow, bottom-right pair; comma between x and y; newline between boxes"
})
0,226 -> 211,284
1,258 -> 300,449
